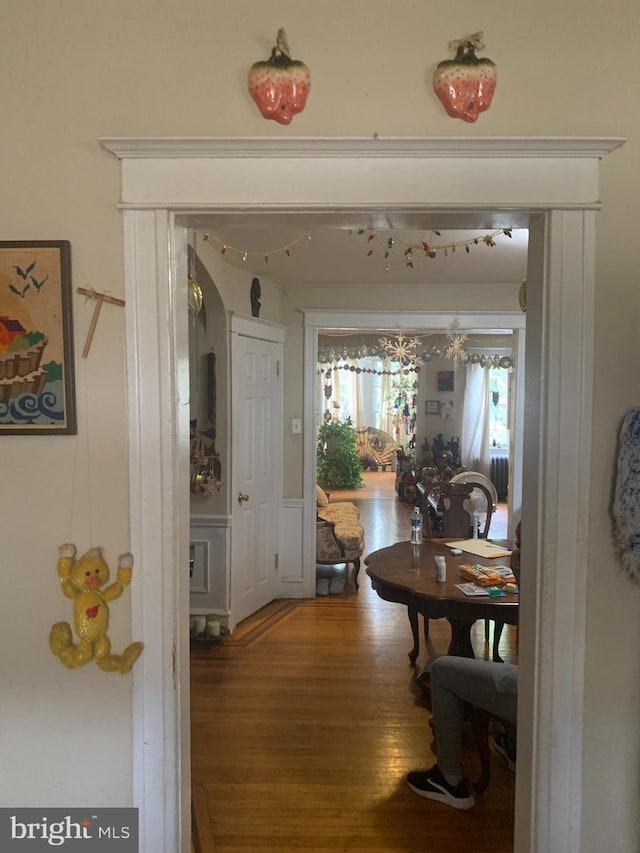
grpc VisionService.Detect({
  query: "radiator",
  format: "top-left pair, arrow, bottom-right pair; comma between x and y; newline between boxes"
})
490,456 -> 509,501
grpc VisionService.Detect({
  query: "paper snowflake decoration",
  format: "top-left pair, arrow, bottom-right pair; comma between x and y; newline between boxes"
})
378,334 -> 422,367
444,320 -> 468,369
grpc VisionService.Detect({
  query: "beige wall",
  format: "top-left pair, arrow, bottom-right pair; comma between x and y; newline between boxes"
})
2,2 -> 639,850
416,338 -> 465,448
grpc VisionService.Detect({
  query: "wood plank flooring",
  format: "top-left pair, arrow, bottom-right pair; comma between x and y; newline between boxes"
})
191,473 -> 516,852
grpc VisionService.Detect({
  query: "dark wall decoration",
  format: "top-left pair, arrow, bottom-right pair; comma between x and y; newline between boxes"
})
437,371 -> 455,392
250,278 -> 261,318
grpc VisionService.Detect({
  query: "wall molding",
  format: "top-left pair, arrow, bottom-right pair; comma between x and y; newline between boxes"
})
102,136 -> 625,160
189,514 -> 231,614
229,311 -> 287,342
278,499 -> 305,590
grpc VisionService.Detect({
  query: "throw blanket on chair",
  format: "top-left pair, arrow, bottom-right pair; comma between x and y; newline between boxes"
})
613,408 -> 640,581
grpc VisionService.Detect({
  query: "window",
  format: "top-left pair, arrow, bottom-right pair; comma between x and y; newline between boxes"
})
488,367 -> 510,451
318,355 -> 417,441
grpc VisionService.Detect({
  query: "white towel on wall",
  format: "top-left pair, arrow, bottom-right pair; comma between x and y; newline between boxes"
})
612,408 -> 640,581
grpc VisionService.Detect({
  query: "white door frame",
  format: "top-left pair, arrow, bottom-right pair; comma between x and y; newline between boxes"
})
101,135 -> 624,853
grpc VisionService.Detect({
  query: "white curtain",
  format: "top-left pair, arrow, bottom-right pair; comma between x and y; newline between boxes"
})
461,364 -> 491,476
317,368 -> 326,427
352,365 -> 364,426
318,359 -> 395,436
335,361 -> 364,425
379,371 -> 393,435
333,366 -> 344,420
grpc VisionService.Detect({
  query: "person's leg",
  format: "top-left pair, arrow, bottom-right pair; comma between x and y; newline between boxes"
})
407,656 -> 518,808
431,656 -> 518,784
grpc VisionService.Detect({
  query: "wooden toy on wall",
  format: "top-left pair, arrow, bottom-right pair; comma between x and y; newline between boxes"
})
49,544 -> 143,673
76,287 -> 125,358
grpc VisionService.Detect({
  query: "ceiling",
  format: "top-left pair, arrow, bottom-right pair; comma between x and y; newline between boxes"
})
197,225 -> 529,288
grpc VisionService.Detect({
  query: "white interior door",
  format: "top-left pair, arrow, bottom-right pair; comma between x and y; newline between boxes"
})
230,316 -> 283,626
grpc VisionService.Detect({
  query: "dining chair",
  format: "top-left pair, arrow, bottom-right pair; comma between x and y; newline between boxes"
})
449,470 -> 499,531
430,480 -> 506,661
470,707 -> 517,794
440,479 -> 504,658
470,544 -> 522,790
435,480 -> 495,538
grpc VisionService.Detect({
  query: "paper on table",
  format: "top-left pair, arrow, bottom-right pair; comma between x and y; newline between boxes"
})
455,582 -> 490,596
445,539 -> 512,559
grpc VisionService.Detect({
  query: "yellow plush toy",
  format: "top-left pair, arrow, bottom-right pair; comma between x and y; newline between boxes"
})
49,544 -> 144,673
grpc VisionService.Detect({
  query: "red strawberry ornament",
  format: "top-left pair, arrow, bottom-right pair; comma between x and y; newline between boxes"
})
433,32 -> 497,123
248,28 -> 311,125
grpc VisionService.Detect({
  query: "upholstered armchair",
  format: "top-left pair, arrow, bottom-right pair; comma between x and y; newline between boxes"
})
316,486 -> 365,589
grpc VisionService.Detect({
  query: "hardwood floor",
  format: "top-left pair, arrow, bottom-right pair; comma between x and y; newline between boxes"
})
191,472 -> 516,852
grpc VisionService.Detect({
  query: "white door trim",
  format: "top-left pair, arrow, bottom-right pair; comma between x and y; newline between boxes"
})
121,210 -> 192,853
230,311 -> 287,343
103,136 -> 624,853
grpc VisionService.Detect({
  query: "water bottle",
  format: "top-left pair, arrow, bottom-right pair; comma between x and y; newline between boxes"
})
410,506 -> 423,544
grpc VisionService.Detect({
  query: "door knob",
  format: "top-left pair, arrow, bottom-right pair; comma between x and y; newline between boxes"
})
237,492 -> 249,503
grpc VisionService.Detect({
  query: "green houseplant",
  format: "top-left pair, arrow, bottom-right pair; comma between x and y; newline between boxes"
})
316,417 -> 364,490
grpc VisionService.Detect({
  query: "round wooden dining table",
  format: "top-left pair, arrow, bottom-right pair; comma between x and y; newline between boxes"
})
365,539 -> 518,662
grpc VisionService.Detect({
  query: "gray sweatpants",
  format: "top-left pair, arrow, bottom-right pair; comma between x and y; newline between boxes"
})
430,656 -> 518,784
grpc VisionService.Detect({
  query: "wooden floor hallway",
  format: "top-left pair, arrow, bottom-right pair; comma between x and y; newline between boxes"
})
191,472 -> 516,852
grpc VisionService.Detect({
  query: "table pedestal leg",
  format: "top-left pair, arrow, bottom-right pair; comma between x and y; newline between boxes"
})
407,604 -> 419,665
492,620 -> 505,662
446,618 -> 475,658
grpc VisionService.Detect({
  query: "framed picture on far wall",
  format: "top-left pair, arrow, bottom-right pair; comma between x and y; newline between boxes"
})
425,400 -> 440,415
0,240 -> 76,434
440,399 -> 454,420
437,370 -> 454,392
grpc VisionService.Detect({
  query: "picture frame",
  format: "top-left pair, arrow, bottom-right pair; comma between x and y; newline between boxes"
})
0,240 -> 76,434
440,399 -> 454,420
425,399 -> 440,415
437,370 -> 454,392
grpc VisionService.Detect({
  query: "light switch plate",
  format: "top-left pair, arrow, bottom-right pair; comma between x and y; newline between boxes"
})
291,418 -> 302,434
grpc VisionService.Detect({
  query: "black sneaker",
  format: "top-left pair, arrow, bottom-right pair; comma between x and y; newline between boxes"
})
491,730 -> 517,772
406,765 -> 476,810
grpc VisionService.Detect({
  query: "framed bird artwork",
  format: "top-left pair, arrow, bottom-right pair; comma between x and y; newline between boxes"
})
0,240 -> 76,434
